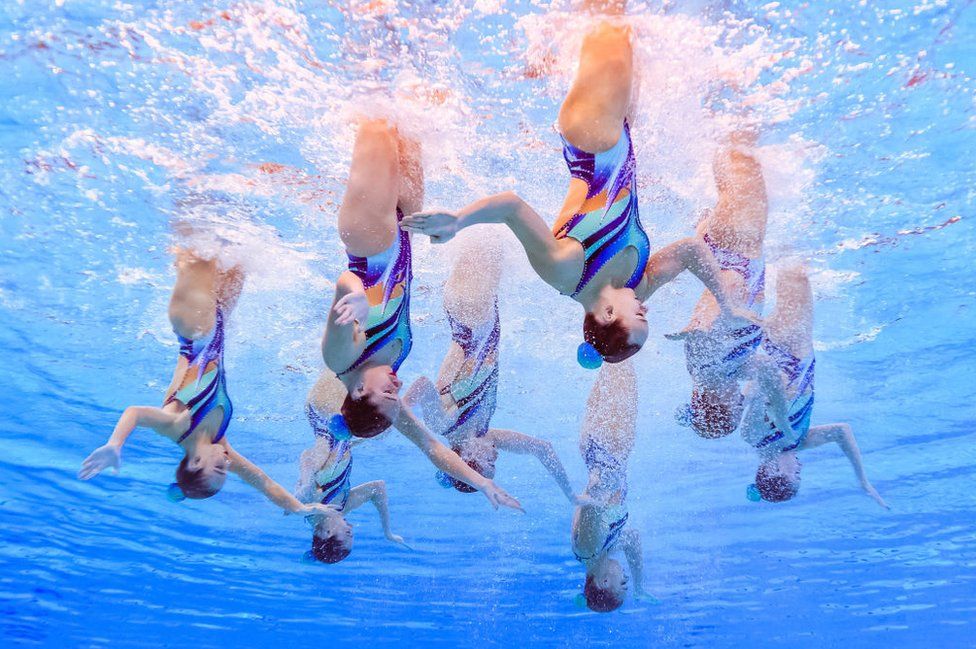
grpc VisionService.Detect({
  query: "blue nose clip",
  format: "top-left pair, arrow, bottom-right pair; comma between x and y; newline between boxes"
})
166,482 -> 186,503
746,483 -> 762,502
577,342 -> 603,370
434,471 -> 453,489
674,403 -> 694,428
327,414 -> 352,441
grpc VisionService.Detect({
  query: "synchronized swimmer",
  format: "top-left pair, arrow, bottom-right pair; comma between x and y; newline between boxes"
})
76,0 -> 886,613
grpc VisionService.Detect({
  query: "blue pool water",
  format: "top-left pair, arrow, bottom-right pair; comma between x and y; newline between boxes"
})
2,1 -> 974,647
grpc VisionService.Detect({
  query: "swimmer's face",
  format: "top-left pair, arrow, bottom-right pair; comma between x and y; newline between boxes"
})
770,452 -> 802,484
194,445 -> 230,490
316,512 -> 353,546
601,288 -> 649,348
356,365 -> 403,421
593,558 -> 629,600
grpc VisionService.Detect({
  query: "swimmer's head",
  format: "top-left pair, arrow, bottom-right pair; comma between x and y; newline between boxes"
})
175,445 -> 229,499
689,386 -> 743,439
754,453 -> 802,502
583,288 -> 647,364
341,366 -> 401,438
583,559 -> 628,613
446,441 -> 497,493
310,514 -> 354,564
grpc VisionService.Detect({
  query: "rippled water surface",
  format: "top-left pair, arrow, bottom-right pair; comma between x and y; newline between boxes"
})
1,0 -> 974,647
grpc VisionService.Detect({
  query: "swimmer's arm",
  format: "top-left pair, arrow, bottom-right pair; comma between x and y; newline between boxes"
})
77,406 -> 186,479
293,446 -> 319,504
321,272 -> 367,373
227,445 -> 329,516
394,409 -> 524,512
404,192 -> 566,283
347,481 -> 410,548
620,528 -> 648,599
490,429 -> 578,504
751,356 -> 794,437
798,423 -> 889,509
162,357 -> 188,403
404,376 -> 449,435
640,237 -> 731,310
572,504 -> 602,558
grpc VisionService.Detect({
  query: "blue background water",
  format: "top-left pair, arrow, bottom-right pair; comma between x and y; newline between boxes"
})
1,1 -> 974,647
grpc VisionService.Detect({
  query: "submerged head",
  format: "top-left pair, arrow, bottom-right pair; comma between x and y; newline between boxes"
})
446,440 -> 498,493
174,444 -> 229,500
583,288 -> 648,364
583,559 -> 628,613
689,384 -> 744,439
341,366 -> 402,438
754,452 -> 802,502
310,513 -> 354,564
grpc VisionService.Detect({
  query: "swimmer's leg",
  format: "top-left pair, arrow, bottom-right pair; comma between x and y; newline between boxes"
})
701,131 -> 768,259
581,360 -> 637,463
337,119 -> 401,257
443,237 -> 503,329
168,250 -> 218,339
396,134 -> 424,217
765,264 -> 813,358
557,5 -> 633,153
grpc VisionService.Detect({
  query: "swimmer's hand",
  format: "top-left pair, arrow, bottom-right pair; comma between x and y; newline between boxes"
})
717,306 -> 764,331
400,210 -> 460,244
633,585 -> 661,605
385,532 -> 413,550
664,328 -> 703,342
78,444 -> 122,480
573,493 -> 598,507
333,291 -> 369,326
298,503 -> 342,520
862,481 -> 889,510
480,479 -> 524,513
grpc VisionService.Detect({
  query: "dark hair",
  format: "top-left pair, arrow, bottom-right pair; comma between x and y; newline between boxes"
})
583,574 -> 624,613
755,461 -> 800,502
689,388 -> 742,439
340,393 -> 392,439
175,455 -> 222,500
310,533 -> 352,564
583,312 -> 641,364
446,445 -> 491,494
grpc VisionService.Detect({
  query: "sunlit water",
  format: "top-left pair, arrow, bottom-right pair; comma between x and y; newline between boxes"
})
1,0 -> 974,647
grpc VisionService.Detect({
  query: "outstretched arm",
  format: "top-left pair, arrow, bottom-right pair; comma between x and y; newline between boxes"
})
321,272 -> 368,373
345,480 -> 410,548
227,443 -> 336,516
394,408 -> 523,512
642,237 -> 751,322
401,192 -> 568,287
490,428 -> 579,504
78,406 -> 187,480
798,423 -> 889,509
620,528 -> 651,601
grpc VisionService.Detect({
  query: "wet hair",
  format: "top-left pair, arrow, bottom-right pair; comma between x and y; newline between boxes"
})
175,455 -> 223,500
754,461 -> 800,502
582,312 -> 641,364
340,393 -> 392,439
583,574 -> 624,613
310,533 -> 352,564
446,445 -> 492,494
689,388 -> 742,439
